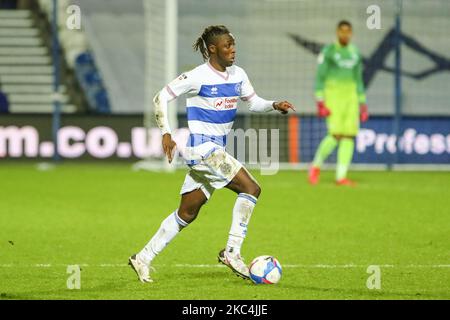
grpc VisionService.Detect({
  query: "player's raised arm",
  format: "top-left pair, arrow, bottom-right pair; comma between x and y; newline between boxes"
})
315,46 -> 332,118
153,88 -> 173,136
355,52 -> 369,122
315,47 -> 329,101
153,72 -> 197,163
240,70 -> 295,115
153,89 -> 177,163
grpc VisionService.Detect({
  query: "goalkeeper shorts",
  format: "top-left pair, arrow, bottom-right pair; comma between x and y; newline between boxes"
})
325,94 -> 360,136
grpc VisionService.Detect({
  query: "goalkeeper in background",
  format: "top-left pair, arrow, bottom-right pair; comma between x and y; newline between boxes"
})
308,20 -> 369,186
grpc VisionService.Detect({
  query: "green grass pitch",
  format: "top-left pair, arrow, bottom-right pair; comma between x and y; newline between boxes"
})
0,163 -> 449,300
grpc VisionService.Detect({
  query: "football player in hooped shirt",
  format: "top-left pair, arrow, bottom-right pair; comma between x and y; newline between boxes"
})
309,20 -> 369,186
129,25 -> 295,282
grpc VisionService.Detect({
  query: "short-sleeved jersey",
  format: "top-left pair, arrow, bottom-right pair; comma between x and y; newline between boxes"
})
165,62 -> 255,164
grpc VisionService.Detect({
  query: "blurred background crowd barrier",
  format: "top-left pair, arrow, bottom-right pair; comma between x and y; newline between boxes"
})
0,0 -> 449,167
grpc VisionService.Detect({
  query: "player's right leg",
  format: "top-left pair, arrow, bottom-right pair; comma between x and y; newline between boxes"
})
309,134 -> 338,184
309,93 -> 344,184
129,188 -> 207,283
309,105 -> 341,185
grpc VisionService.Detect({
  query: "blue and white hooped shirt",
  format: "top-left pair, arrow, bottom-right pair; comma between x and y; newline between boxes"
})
165,62 -> 256,165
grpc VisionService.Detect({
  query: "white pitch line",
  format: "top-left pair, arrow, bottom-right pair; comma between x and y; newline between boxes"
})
174,264 -> 226,268
98,264 -> 127,267
0,264 -> 449,269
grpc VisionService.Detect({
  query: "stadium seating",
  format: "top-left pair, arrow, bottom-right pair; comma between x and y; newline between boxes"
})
0,90 -> 8,112
0,1 -> 111,114
0,8 -> 75,113
0,1 -> 16,9
38,0 -> 111,114
64,0 -> 146,113
73,51 -> 111,113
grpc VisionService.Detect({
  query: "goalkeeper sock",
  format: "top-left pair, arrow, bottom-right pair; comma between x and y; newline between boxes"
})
312,135 -> 338,167
336,138 -> 355,181
226,193 -> 257,257
138,210 -> 188,265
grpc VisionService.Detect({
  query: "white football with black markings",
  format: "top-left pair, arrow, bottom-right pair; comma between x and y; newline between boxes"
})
249,255 -> 282,284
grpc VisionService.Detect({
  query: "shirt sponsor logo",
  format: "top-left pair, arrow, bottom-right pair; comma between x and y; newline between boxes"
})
214,98 -> 224,110
214,97 -> 238,110
336,58 -> 358,69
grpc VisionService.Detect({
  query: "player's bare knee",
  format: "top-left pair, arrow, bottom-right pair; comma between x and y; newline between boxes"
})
246,183 -> 261,198
254,184 -> 262,198
178,208 -> 199,224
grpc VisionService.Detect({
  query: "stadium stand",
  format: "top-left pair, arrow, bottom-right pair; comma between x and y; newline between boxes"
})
0,0 -> 111,113
67,0 -> 146,114
0,90 -> 8,112
0,6 -> 75,113
38,0 -> 111,113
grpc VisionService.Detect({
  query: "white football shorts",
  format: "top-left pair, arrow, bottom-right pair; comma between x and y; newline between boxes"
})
180,148 -> 243,200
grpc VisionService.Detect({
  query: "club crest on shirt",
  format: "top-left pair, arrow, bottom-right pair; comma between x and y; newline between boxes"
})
235,83 -> 242,96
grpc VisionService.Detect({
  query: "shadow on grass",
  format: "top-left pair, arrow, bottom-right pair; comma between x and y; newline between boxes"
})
281,283 -> 450,300
2,271 -> 253,300
0,292 -> 31,300
7,269 -> 448,300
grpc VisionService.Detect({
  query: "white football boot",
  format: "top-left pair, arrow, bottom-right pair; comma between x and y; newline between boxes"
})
218,249 -> 250,280
128,254 -> 154,283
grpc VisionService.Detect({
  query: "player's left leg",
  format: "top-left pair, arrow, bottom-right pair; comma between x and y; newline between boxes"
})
309,135 -> 338,184
198,148 -> 260,279
336,135 -> 356,185
217,167 -> 261,279
335,99 -> 359,185
224,167 -> 260,255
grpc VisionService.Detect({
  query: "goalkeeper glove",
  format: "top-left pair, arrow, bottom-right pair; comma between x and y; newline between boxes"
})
316,100 -> 331,118
360,104 -> 369,122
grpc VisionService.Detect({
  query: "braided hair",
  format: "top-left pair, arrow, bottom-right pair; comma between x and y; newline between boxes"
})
193,25 -> 231,61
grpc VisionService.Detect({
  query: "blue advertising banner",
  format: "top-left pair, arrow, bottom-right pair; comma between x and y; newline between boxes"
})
299,116 -> 450,164
1,114 -> 449,164
355,117 -> 450,164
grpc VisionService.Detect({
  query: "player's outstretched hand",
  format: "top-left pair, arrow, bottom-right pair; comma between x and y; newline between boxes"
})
317,100 -> 331,118
273,101 -> 296,115
162,133 -> 177,163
